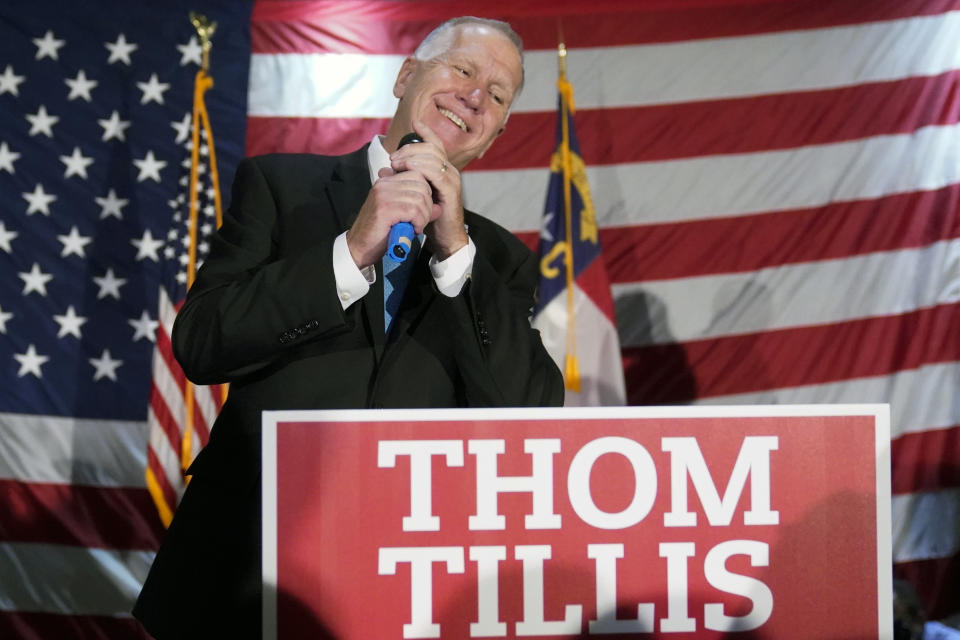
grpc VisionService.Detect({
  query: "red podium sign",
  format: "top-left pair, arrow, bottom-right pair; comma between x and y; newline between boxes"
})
263,406 -> 891,639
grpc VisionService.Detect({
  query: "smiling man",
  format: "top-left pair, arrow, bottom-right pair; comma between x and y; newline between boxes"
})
347,18 -> 525,267
388,19 -> 522,169
133,16 -> 563,640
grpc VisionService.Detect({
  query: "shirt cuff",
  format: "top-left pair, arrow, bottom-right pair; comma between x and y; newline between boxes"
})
333,231 -> 373,310
429,237 -> 475,297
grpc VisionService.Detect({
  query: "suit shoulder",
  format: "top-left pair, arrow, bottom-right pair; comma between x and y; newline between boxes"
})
241,153 -> 340,181
242,144 -> 368,181
245,152 -> 336,166
464,210 -> 534,260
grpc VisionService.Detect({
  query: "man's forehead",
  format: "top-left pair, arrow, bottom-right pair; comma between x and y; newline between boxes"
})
446,25 -> 520,58
443,26 -> 523,88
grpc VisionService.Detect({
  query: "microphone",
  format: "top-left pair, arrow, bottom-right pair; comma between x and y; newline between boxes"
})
386,132 -> 424,263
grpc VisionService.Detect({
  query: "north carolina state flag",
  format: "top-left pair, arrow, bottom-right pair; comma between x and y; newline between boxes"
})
533,63 -> 625,407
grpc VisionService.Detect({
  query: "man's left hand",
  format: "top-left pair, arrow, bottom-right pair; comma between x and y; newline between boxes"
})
389,119 -> 469,260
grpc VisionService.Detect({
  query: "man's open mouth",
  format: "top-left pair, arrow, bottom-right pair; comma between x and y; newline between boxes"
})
438,107 -> 468,132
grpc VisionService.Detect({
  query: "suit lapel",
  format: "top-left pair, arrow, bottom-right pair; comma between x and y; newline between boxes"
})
325,144 -> 371,232
322,144 -> 388,358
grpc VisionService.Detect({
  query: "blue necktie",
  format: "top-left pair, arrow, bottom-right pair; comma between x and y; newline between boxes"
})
383,237 -> 419,334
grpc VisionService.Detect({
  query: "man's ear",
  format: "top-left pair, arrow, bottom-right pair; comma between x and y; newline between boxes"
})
393,57 -> 419,99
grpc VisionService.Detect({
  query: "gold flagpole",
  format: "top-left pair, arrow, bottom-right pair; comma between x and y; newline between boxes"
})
558,43 -> 580,391
181,12 -> 219,473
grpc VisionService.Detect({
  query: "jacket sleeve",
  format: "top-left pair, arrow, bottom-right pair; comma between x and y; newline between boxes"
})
172,157 -> 355,384
436,228 -> 565,408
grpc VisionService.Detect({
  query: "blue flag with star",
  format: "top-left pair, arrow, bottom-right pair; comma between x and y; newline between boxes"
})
531,74 -> 626,406
534,94 -> 601,316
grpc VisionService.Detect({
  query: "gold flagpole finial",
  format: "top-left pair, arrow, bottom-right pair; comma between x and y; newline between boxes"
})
189,11 -> 217,71
558,42 -> 567,79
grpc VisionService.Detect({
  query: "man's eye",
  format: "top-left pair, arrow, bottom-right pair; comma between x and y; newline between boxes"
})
454,65 -> 469,76
491,92 -> 504,105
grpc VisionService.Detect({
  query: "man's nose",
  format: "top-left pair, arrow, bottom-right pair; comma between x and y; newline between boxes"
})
459,84 -> 484,111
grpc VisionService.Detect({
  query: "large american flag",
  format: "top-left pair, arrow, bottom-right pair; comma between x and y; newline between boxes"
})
0,1 -> 249,637
2,0 -> 959,636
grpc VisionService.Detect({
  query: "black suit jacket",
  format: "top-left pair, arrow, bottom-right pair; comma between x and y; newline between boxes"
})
133,147 -> 563,639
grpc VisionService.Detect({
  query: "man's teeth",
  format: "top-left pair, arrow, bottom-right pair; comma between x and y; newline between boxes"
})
438,108 -> 467,132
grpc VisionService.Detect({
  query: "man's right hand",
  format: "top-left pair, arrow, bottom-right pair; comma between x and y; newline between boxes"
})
345,167 -> 438,268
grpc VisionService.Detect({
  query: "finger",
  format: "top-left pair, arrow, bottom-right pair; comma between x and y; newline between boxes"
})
375,170 -> 432,198
375,175 -> 434,228
390,154 -> 450,188
391,146 -> 453,190
390,143 -> 442,174
412,119 -> 442,150
391,199 -> 433,234
392,119 -> 445,166
385,172 -> 434,196
411,120 -> 455,180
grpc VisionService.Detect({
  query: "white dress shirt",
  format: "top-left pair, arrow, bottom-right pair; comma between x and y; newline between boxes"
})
333,135 -> 475,310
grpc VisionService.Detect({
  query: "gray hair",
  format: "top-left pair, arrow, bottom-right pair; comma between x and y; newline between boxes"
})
413,16 -> 525,94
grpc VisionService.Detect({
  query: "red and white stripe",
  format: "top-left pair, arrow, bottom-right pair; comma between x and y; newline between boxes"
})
0,411 -> 159,637
0,297 -> 223,637
146,288 -> 223,526
246,0 -> 960,619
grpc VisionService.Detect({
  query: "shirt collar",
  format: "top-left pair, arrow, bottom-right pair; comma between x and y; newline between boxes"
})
367,134 -> 390,186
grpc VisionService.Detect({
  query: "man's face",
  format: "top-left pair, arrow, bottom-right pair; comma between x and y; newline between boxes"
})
391,25 -> 523,169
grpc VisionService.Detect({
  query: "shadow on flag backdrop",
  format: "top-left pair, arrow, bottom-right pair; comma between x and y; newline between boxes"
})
0,1 -> 250,637
532,43 -> 626,407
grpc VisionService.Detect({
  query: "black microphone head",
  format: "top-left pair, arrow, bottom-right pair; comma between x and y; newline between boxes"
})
398,132 -> 424,148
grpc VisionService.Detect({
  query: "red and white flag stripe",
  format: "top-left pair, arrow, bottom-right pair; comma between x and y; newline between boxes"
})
146,287 -> 221,527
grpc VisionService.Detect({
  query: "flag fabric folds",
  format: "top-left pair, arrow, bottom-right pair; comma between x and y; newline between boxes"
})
532,50 -> 626,406
0,1 -> 250,637
144,60 -> 228,529
2,0 -> 960,636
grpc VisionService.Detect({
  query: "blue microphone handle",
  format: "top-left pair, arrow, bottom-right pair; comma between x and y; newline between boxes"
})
385,133 -> 425,263
387,221 -> 415,262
